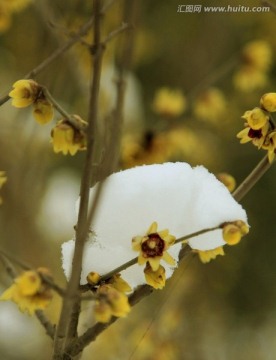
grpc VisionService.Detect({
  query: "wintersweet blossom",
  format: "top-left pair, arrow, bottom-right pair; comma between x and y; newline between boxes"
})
237,94 -> 276,162
9,80 -> 39,108
132,222 -> 176,271
9,79 -> 54,124
0,268 -> 53,315
62,163 -> 248,290
51,117 -> 87,155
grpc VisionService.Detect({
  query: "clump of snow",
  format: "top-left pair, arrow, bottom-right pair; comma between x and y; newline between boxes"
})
61,162 -> 248,288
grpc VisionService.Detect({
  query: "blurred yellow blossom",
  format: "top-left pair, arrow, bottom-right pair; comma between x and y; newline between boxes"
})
144,263 -> 166,289
260,93 -> 276,112
0,171 -> 7,204
216,172 -> 236,193
233,40 -> 272,92
0,268 -> 53,315
197,246 -> 225,264
51,117 -> 87,156
0,0 -> 32,32
242,40 -> 272,71
132,222 -> 176,272
193,88 -> 226,123
94,284 -> 131,323
6,0 -> 33,12
152,87 -> 186,117
0,4 -> 11,32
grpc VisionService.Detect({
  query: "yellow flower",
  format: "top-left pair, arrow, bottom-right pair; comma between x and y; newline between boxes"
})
260,93 -> 276,113
216,173 -> 236,193
0,268 -> 53,315
51,117 -> 87,156
237,122 -> 269,148
152,87 -> 186,117
94,284 -> 131,323
197,246 -> 225,264
241,108 -> 269,130
222,220 -> 249,246
9,79 -> 40,108
33,99 -> 54,124
144,263 -> 166,289
0,4 -> 11,32
132,222 -> 176,271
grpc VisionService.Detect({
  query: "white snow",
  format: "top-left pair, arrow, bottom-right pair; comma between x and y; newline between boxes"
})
61,162 -> 248,288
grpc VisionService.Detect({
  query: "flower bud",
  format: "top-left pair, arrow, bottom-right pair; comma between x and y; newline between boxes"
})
260,93 -> 276,112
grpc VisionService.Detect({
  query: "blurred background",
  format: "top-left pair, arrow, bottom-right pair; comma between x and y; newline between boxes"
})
0,0 -> 276,359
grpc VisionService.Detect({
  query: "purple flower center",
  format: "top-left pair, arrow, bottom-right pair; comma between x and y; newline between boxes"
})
141,233 -> 165,258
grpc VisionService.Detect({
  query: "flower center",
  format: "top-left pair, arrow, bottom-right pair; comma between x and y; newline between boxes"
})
141,233 -> 165,258
248,128 -> 262,139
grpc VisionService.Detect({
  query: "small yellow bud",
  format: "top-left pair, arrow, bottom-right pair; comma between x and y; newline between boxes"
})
86,272 -> 101,285
260,93 -> 276,112
233,220 -> 249,236
223,224 -> 241,245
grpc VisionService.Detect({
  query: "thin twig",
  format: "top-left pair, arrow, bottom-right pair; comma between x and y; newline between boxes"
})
42,87 -> 87,131
35,310 -> 56,340
0,249 -> 31,271
103,22 -> 131,45
232,155 -> 273,201
52,1 -> 105,358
